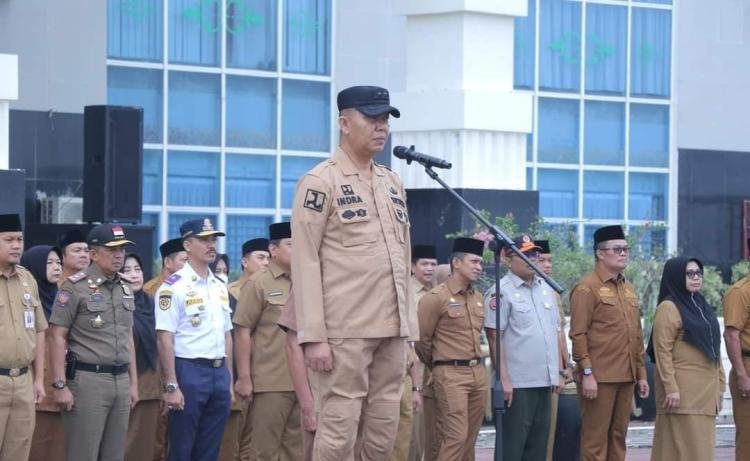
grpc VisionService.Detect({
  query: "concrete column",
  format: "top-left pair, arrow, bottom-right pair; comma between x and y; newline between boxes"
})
390,0 -> 532,190
0,54 -> 19,170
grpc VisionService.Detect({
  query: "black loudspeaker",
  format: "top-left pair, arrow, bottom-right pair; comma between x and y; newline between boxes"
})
0,169 -> 26,224
83,105 -> 143,223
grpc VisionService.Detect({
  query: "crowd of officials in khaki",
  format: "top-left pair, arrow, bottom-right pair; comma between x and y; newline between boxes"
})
0,84 -> 746,461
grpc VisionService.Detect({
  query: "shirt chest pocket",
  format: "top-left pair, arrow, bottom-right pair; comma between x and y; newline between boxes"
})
336,208 -> 377,248
265,295 -> 287,323
446,304 -> 466,322
510,300 -> 535,328
598,296 -> 625,323
185,303 -> 208,327
387,200 -> 409,244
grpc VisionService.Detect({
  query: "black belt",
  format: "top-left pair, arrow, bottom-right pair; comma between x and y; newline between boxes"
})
743,351 -> 750,357
0,367 -> 28,377
178,357 -> 225,368
433,358 -> 482,367
76,362 -> 129,375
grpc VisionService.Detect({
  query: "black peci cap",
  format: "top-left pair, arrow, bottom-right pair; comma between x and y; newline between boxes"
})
87,224 -> 135,247
452,238 -> 485,257
535,239 -> 551,254
269,222 -> 291,241
412,244 -> 437,260
242,238 -> 269,256
0,214 -> 22,232
337,86 -> 400,118
593,225 -> 626,246
159,238 -> 185,259
57,229 -> 87,250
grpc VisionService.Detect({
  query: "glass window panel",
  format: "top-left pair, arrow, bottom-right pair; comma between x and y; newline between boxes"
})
169,0 -> 220,65
284,0 -> 332,75
226,0 -> 277,70
140,212 -> 161,263
583,224 -> 599,253
526,133 -> 533,162
583,171 -> 624,219
167,151 -> 220,206
540,222 -> 579,249
585,4 -> 627,95
282,80 -> 330,151
107,67 -> 163,143
226,215 -> 274,270
143,149 -> 163,205
108,0 -> 163,61
584,101 -> 624,165
629,172 -> 668,221
631,225 -> 667,256
538,98 -> 579,164
526,167 -> 534,191
514,0 -> 536,89
226,76 -> 277,148
631,8 -> 672,98
281,156 -> 323,208
538,168 -> 579,218
539,0 -> 581,92
225,154 -> 276,208
168,213 -> 218,242
630,103 -> 669,167
168,72 -> 221,146
637,0 -> 672,6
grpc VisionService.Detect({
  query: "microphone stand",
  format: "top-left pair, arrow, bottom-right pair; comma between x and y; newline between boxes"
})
420,165 -> 563,461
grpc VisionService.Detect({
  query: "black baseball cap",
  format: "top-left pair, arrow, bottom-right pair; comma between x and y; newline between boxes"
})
180,218 -> 226,239
87,224 -> 135,247
337,86 -> 400,118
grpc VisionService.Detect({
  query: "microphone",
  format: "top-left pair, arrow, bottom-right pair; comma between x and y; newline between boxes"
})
393,145 -> 452,170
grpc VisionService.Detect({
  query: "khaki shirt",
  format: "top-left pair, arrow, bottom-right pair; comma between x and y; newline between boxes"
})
227,277 -> 249,302
0,266 -> 48,367
143,274 -> 164,298
278,291 -> 297,334
417,276 -> 484,365
290,147 -> 415,343
234,261 -> 293,392
723,275 -> 750,351
50,264 -> 135,365
569,267 -> 646,383
652,301 -> 724,415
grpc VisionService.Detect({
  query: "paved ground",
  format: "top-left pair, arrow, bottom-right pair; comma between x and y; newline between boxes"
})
473,422 -> 736,460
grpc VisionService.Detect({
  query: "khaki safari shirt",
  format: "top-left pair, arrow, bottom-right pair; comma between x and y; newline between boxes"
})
569,266 -> 646,383
0,265 -> 48,368
291,147 -> 415,343
417,277 -> 484,366
51,265 -> 135,365
143,274 -> 164,298
724,275 -> 750,352
233,261 -> 293,392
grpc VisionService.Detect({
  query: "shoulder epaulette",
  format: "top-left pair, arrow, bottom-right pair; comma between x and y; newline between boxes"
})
374,161 -> 393,172
68,272 -> 87,283
164,273 -> 181,285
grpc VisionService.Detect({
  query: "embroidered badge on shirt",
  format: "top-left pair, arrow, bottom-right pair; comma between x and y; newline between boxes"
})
55,291 -> 71,308
490,295 -> 497,311
304,189 -> 326,213
164,273 -> 181,285
390,196 -> 406,207
341,185 -> 355,196
159,291 -> 173,310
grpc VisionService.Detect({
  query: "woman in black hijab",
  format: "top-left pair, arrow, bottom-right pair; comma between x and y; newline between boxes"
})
20,245 -> 62,319
210,253 -> 230,284
121,253 -> 161,459
648,257 -> 724,461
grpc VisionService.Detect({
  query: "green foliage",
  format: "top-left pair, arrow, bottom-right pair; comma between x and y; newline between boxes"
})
731,260 -> 750,284
702,265 -> 727,315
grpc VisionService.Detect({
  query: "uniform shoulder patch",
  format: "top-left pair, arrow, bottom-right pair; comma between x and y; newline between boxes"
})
164,273 -> 181,285
54,290 -> 73,308
158,290 -> 174,310
68,272 -> 87,283
303,189 -> 327,213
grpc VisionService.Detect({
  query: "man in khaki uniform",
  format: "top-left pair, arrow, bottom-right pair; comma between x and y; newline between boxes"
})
228,238 -> 270,305
143,238 -> 186,298
723,271 -> 750,459
57,229 -> 89,281
291,85 -> 415,460
0,214 -> 47,461
569,225 -> 649,461
49,224 -> 139,461
417,237 -> 488,461
235,222 -> 301,459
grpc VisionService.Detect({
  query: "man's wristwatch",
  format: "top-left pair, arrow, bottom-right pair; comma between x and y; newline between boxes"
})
164,382 -> 179,393
583,367 -> 593,376
52,379 -> 66,390
412,386 -> 422,392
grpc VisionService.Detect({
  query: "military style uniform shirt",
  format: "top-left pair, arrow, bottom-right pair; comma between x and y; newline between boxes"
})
154,263 -> 232,359
233,261 -> 293,392
724,275 -> 750,352
485,273 -> 560,388
50,265 -> 134,365
569,267 -> 646,383
291,147 -> 415,343
417,277 -> 484,365
0,265 -> 48,367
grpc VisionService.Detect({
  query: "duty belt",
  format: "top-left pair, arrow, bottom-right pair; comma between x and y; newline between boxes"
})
433,358 -> 482,367
76,362 -> 129,375
742,351 -> 750,357
179,357 -> 225,368
0,367 -> 28,377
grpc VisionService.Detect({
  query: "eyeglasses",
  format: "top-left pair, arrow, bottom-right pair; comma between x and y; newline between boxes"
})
600,246 -> 630,255
686,270 -> 703,279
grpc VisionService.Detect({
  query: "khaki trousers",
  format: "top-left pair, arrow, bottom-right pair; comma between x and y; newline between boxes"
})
578,381 -> 633,461
392,374 -> 413,461
152,412 -> 168,461
546,391 -> 559,461
432,365 -> 488,461
61,371 -> 131,461
237,399 -> 253,460
217,408 -> 243,461
309,337 -> 406,461
248,391 -> 302,460
731,367 -> 750,461
29,411 -> 66,461
125,399 -> 160,461
0,372 -> 35,461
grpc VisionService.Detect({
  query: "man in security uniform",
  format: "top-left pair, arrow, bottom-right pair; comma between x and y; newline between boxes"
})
291,85 -> 416,459
144,238 -> 187,298
234,222 -> 301,459
57,229 -> 90,282
417,237 -> 488,460
155,218 -> 233,461
49,224 -> 139,461
724,264 -> 750,459
570,225 -> 649,461
0,214 -> 47,461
